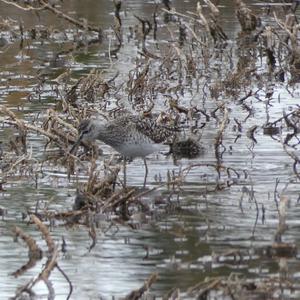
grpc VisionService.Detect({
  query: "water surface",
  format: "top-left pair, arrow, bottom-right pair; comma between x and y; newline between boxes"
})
0,1 -> 300,299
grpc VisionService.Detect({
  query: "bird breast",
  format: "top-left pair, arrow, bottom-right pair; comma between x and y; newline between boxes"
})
114,141 -> 162,158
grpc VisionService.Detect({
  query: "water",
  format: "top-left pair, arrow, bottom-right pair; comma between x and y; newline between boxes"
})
0,0 -> 300,299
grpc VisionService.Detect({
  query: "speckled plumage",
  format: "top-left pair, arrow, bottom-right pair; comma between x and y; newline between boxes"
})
75,115 -> 176,158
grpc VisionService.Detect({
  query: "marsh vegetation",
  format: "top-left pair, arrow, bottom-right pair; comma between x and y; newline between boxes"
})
0,0 -> 300,299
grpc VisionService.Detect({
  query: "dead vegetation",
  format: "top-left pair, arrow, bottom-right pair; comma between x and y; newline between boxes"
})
0,0 -> 300,299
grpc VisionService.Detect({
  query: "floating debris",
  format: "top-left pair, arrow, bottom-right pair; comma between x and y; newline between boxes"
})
171,138 -> 204,159
263,125 -> 280,135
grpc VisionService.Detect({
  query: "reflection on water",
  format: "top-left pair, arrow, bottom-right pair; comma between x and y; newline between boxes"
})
1,0 -> 300,299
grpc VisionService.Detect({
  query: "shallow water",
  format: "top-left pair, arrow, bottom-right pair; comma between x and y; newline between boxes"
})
1,0 -> 300,299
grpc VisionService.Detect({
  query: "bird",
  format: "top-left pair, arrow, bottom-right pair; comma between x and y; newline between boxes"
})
70,114 -> 177,187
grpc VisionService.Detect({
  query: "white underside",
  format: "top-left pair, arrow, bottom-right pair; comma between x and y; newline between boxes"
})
114,142 -> 163,158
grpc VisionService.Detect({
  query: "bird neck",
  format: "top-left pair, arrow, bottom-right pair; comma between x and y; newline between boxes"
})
93,121 -> 119,147
93,123 -> 107,141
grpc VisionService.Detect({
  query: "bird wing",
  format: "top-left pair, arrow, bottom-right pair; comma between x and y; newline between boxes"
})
131,116 -> 176,143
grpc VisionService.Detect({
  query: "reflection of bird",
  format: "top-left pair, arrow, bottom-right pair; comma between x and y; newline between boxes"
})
70,115 -> 177,187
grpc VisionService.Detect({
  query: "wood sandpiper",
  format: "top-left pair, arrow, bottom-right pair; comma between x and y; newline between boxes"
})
70,114 -> 177,186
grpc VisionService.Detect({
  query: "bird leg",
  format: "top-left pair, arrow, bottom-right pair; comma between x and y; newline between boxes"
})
143,158 -> 148,188
123,157 -> 127,188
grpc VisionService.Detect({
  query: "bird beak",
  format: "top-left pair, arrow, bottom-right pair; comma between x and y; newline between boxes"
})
70,132 -> 83,154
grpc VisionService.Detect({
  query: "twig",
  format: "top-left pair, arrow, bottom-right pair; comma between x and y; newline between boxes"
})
39,0 -> 102,34
124,273 -> 158,300
12,226 -> 42,259
0,0 -> 46,11
11,227 -> 43,278
31,214 -> 55,253
56,263 -> 73,300
0,105 -> 71,148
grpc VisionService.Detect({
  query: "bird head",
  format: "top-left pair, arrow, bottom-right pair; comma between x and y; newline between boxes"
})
70,119 -> 96,154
